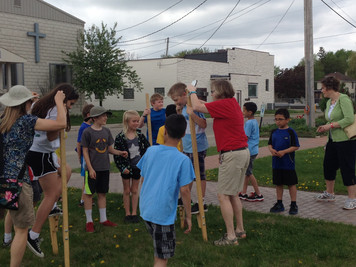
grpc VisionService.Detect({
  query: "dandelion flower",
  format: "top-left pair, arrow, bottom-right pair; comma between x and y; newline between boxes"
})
100,260 -> 105,264
116,244 -> 120,248
134,228 -> 139,232
113,234 -> 117,238
128,234 -> 131,238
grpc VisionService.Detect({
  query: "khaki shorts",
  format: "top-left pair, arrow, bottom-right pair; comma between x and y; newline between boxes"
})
9,183 -> 35,229
218,148 -> 250,195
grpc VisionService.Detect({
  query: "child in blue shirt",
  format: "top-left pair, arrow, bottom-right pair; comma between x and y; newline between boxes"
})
138,93 -> 166,145
268,108 -> 300,215
137,114 -> 195,267
168,82 -> 209,214
239,102 -> 264,203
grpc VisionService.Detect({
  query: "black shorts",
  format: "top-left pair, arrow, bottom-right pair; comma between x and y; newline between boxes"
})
273,169 -> 298,186
324,140 -> 356,186
144,221 -> 176,259
184,150 -> 207,180
26,151 -> 59,179
121,166 -> 141,180
84,170 -> 110,194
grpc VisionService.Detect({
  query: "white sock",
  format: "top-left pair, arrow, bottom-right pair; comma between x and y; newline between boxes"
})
29,230 -> 40,240
99,208 -> 107,223
52,202 -> 57,209
85,209 -> 93,223
4,233 -> 12,243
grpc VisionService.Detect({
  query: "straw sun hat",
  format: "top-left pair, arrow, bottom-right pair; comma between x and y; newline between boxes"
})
0,85 -> 35,107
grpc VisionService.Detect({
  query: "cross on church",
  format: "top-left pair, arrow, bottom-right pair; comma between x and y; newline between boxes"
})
27,23 -> 46,63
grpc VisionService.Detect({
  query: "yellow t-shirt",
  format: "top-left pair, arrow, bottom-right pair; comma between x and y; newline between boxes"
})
156,125 -> 183,152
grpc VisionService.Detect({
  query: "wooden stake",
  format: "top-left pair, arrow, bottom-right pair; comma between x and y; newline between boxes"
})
60,130 -> 70,267
186,90 -> 208,241
146,93 -> 153,146
48,216 -> 59,255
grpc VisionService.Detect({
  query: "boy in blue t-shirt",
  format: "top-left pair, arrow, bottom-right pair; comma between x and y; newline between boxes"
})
268,108 -> 300,215
168,82 -> 209,214
137,114 -> 195,267
138,93 -> 166,145
239,102 -> 264,203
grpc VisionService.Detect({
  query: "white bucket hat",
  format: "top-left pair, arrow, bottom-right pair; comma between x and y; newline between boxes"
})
0,85 -> 35,107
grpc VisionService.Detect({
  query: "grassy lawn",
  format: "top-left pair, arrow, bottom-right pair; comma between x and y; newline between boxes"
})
70,110 -> 132,126
1,188 -> 356,266
207,146 -> 350,195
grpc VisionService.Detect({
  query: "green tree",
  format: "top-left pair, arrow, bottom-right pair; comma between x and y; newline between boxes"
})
63,22 -> 142,105
347,51 -> 356,79
162,47 -> 212,58
274,65 -> 305,99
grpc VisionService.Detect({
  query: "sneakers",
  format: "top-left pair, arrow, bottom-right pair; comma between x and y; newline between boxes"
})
131,215 -> 140,224
270,202 -> 285,213
289,204 -> 298,215
27,231 -> 44,258
48,207 -> 63,217
191,203 -> 208,214
315,191 -> 336,202
213,234 -> 238,246
100,220 -> 117,227
343,198 -> 356,210
2,239 -> 12,247
246,192 -> 264,202
238,192 -> 248,200
86,222 -> 95,233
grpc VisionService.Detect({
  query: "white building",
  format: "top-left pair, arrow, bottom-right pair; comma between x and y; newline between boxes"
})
89,48 -> 275,111
0,0 -> 85,110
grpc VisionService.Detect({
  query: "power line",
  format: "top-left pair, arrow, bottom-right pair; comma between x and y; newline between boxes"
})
321,0 -> 356,28
117,0 -> 183,32
118,0 -> 208,44
256,0 -> 295,49
329,0 -> 356,25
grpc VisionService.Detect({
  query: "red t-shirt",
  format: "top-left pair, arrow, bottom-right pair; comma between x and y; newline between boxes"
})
205,98 -> 247,152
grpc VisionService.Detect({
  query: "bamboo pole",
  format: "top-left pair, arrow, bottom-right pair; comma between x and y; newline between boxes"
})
60,130 -> 70,267
186,90 -> 208,241
145,93 -> 153,146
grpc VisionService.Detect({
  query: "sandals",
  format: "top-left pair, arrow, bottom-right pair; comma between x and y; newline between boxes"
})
213,234 -> 239,246
235,231 -> 246,239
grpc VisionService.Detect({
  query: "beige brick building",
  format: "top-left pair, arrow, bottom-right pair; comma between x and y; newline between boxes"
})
0,0 -> 84,110
89,48 -> 275,111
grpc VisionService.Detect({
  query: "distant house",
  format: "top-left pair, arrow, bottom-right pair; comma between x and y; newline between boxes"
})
88,48 -> 275,111
315,72 -> 356,102
0,0 -> 85,111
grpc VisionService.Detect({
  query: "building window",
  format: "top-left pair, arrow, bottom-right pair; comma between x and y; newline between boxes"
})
123,88 -> 134,99
265,79 -> 269,91
49,64 -> 72,89
14,0 -> 21,7
197,88 -> 208,101
248,83 -> 258,98
2,63 -> 24,89
154,87 -> 165,96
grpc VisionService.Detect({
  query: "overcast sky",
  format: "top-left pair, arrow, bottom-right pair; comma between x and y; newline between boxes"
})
45,0 -> 356,69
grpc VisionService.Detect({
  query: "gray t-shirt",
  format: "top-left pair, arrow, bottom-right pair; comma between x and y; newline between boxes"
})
127,137 -> 141,166
81,127 -> 114,171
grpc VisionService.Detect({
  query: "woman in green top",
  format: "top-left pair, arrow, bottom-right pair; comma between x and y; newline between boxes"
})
316,76 -> 356,209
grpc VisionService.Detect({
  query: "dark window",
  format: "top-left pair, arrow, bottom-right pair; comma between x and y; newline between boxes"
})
197,88 -> 208,101
123,88 -> 134,99
49,64 -> 72,89
248,83 -> 257,98
154,87 -> 165,96
265,79 -> 269,91
2,63 -> 24,89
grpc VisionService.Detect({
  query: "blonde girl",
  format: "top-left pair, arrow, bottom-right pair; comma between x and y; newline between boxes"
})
114,110 -> 150,223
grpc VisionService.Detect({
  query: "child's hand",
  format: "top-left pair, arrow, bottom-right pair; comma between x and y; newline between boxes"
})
269,148 -> 279,157
317,124 -> 330,133
184,217 -> 192,234
276,151 -> 286,158
89,169 -> 96,179
186,84 -> 196,92
186,105 -> 193,115
54,90 -> 65,105
120,151 -> 128,158
122,169 -> 130,175
142,108 -> 151,117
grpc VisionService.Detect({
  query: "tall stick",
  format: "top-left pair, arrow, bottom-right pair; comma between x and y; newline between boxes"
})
187,90 -> 208,241
146,93 -> 153,145
60,130 -> 70,267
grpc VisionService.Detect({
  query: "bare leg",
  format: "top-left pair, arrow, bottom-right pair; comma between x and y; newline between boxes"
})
131,179 -> 140,216
122,179 -> 131,216
97,193 -> 106,209
288,185 -> 297,202
347,184 -> 356,199
10,226 -> 28,267
83,194 -> 93,210
276,185 -> 284,200
230,195 -> 245,235
4,211 -> 13,235
248,174 -> 261,195
154,257 -> 168,267
325,180 -> 335,194
241,176 -> 249,194
32,172 -> 61,233
201,180 -> 207,198
218,193 -> 236,240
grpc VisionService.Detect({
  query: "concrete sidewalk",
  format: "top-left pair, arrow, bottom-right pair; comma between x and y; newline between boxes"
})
68,136 -> 356,226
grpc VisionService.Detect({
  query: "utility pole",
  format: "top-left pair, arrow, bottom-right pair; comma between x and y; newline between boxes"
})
304,0 -> 315,127
165,37 -> 169,57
